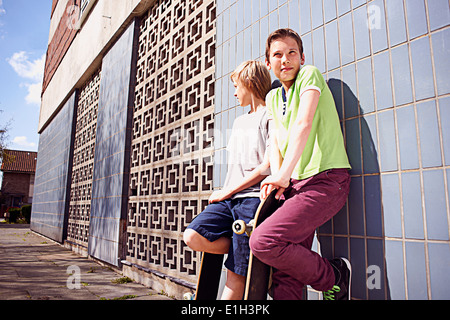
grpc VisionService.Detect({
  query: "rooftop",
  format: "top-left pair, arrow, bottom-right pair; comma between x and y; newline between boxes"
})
1,149 -> 37,174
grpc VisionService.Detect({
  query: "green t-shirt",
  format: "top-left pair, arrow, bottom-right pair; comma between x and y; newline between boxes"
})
267,65 -> 351,180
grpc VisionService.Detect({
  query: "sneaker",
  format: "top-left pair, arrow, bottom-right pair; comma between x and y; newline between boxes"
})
323,258 -> 352,300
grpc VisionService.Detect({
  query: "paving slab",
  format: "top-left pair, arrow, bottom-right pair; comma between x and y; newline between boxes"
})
0,223 -> 172,300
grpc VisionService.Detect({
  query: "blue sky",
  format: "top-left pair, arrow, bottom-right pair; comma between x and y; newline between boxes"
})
0,0 -> 52,152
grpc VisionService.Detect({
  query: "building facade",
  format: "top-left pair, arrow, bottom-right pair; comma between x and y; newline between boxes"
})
32,0 -> 450,299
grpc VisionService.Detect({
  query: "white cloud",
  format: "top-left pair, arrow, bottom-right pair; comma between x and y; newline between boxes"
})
8,51 -> 45,81
12,136 -> 37,148
0,0 -> 5,15
24,82 -> 42,105
7,51 -> 45,105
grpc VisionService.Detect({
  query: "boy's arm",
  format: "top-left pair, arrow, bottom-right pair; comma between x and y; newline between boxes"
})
269,125 -> 283,175
209,150 -> 270,204
260,131 -> 282,200
261,89 -> 320,200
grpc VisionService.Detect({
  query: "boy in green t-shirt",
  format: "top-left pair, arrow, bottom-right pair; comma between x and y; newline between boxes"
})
249,28 -> 352,300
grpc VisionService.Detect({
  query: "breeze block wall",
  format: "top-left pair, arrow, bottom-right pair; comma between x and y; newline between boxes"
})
67,69 -> 101,250
124,0 -> 216,289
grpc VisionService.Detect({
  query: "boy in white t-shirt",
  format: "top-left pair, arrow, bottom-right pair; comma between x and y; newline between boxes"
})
184,60 -> 273,300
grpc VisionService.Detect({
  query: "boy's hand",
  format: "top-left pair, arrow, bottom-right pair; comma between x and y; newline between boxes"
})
260,174 -> 290,200
208,189 -> 232,204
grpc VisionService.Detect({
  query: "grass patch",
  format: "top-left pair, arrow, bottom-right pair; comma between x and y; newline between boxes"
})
111,276 -> 133,284
100,294 -> 137,300
112,294 -> 137,300
87,267 -> 96,273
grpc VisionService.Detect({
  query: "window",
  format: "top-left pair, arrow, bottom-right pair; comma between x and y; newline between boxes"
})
80,0 -> 92,15
78,0 -> 97,29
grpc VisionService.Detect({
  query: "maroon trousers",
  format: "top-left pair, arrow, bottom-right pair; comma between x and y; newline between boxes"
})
250,169 -> 351,300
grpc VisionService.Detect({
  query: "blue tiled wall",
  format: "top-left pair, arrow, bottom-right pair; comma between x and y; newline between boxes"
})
215,0 -> 450,299
31,92 -> 77,243
88,19 -> 139,266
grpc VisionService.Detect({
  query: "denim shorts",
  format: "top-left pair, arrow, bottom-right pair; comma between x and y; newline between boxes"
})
186,197 -> 261,276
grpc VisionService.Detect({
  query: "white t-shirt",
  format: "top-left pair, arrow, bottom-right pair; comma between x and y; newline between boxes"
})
223,107 -> 271,198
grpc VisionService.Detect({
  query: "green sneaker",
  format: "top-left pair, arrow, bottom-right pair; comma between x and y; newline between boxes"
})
323,258 -> 352,300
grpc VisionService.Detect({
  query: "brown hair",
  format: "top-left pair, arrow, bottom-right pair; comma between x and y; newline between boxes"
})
230,60 -> 272,101
265,28 -> 304,61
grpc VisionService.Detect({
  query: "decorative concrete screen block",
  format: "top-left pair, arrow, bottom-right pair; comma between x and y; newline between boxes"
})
67,69 -> 101,248
126,0 -> 216,285
88,19 -> 140,266
31,91 -> 77,243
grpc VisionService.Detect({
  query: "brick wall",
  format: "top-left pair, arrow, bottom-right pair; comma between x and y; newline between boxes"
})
42,0 -> 81,95
1,172 -> 33,204
51,0 -> 59,17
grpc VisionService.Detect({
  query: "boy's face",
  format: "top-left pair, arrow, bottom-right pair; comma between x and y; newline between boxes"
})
266,36 -> 305,89
233,80 -> 252,107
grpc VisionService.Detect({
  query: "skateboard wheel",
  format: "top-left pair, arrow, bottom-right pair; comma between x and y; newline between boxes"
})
183,292 -> 194,300
232,220 -> 246,235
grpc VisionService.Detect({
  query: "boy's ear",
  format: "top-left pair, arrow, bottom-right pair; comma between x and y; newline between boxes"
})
301,53 -> 306,65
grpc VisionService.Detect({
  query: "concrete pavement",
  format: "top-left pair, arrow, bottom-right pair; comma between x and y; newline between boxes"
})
0,223 -> 173,300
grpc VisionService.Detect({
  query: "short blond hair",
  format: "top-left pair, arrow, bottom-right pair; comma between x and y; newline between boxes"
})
230,60 -> 272,101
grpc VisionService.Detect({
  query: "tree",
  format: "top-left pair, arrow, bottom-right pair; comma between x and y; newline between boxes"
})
0,109 -> 13,167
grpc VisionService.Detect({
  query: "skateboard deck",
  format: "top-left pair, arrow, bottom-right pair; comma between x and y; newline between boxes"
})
190,189 -> 279,300
193,252 -> 224,300
232,189 -> 280,300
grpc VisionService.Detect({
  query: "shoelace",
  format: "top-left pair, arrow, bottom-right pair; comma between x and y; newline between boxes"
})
323,285 -> 341,300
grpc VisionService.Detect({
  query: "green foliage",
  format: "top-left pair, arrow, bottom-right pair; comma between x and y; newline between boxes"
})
21,205 -> 32,223
111,276 -> 133,284
7,207 -> 21,223
5,205 -> 32,224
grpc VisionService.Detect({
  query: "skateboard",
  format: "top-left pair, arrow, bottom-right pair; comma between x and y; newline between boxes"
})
232,189 -> 280,300
185,189 -> 280,301
187,252 -> 224,300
